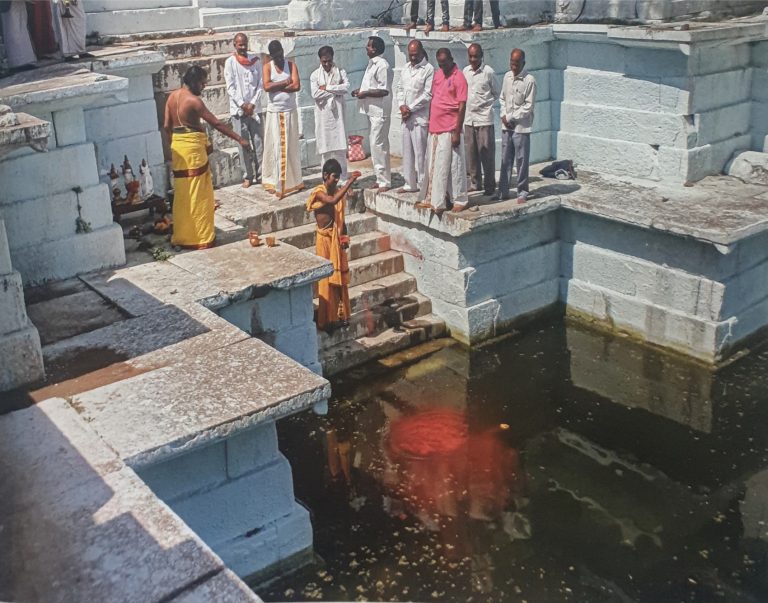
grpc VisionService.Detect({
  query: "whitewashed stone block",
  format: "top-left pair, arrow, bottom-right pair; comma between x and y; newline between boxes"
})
0,271 -> 28,334
94,131 -> 164,180
53,108 -> 87,147
85,99 -> 160,143
0,324 -> 44,390
226,422 -> 280,480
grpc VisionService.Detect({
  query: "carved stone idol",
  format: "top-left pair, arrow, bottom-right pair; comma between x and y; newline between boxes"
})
139,159 -> 154,200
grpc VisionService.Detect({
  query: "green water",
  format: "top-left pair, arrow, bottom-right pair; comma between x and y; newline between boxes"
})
261,318 -> 768,602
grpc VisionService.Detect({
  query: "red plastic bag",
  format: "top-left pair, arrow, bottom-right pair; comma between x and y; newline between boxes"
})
347,135 -> 367,162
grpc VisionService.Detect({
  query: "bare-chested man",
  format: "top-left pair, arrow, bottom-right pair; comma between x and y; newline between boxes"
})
163,65 -> 249,248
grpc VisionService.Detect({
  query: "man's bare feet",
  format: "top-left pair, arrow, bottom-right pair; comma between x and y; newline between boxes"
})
378,186 -> 391,193
214,199 -> 221,209
424,23 -> 433,35
404,22 -> 416,32
242,179 -> 251,189
452,25 -> 469,31
439,24 -> 449,32
397,187 -> 418,194
471,23 -> 482,32
452,203 -> 470,213
414,202 -> 433,210
369,182 -> 380,190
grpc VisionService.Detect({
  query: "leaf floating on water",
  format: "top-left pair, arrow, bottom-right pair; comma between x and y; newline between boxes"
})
284,588 -> 295,597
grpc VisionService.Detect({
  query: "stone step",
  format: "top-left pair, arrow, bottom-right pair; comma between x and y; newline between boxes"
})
153,53 -> 232,92
318,291 -> 432,351
84,0 -> 192,12
274,213 -> 378,249
209,147 -> 243,189
214,189 -> 315,233
205,113 -> 239,151
86,6 -> 199,36
156,84 -> 231,119
198,7 -> 287,29
320,315 -> 448,376
346,231 -> 391,261
347,272 -> 418,316
153,37 -> 235,60
349,250 -> 404,289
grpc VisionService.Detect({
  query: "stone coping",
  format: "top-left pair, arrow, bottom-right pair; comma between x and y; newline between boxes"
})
364,168 -> 768,249
0,397 -> 261,602
70,337 -> 330,468
0,111 -> 50,157
0,65 -> 128,112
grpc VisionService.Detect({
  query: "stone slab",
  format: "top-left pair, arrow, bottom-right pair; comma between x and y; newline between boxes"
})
173,568 -> 262,602
168,240 -> 333,309
0,271 -> 28,334
70,338 -> 330,467
0,323 -> 45,391
0,397 -> 256,603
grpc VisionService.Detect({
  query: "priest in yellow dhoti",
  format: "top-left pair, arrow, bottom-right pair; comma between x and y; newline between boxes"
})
164,65 -> 250,249
306,159 -> 361,330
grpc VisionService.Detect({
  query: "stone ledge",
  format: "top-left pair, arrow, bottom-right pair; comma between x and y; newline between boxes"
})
0,397 -> 260,602
70,337 -> 331,468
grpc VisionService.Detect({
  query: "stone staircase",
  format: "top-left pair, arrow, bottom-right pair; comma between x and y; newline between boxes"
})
212,184 -> 447,375
84,0 -> 288,38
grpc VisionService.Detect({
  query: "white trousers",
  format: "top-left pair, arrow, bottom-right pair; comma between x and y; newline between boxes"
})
368,114 -> 391,188
419,131 -> 468,210
321,150 -> 348,181
401,119 -> 428,192
1,1 -> 36,67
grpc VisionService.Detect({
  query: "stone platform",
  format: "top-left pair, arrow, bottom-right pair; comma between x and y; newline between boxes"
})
365,166 -> 768,363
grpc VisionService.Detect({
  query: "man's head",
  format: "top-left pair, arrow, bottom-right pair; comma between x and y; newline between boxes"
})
468,43 -> 483,71
268,40 -> 284,62
182,65 -> 207,96
318,46 -> 334,72
510,48 -> 525,76
233,33 -> 248,56
407,39 -> 424,66
322,158 -> 342,189
367,36 -> 385,59
436,48 -> 454,76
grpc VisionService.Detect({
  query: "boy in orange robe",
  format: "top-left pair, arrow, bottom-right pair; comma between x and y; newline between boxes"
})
306,159 -> 361,330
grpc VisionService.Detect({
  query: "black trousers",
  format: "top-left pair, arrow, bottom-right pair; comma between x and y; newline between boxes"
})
409,0 -> 450,26
463,0 -> 502,27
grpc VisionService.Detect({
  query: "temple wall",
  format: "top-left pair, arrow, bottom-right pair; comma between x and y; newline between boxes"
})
752,41 -> 768,152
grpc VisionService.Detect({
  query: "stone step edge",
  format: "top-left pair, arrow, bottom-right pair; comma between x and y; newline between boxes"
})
320,315 -> 448,376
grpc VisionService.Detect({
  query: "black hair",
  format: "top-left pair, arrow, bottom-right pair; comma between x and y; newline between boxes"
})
233,32 -> 247,43
268,40 -> 283,56
468,43 -> 483,58
183,65 -> 207,87
368,36 -> 385,56
511,48 -> 526,62
322,158 -> 342,177
318,45 -> 334,58
436,47 -> 452,61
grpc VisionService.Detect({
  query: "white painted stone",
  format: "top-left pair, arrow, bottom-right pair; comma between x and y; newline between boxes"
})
53,108 -> 87,147
86,6 -> 200,35
93,131 -> 164,180
172,455 -> 295,546
689,42 -> 751,76
691,69 -> 753,112
85,99 -> 159,144
726,150 -> 768,186
0,271 -> 28,334
0,143 -> 99,203
722,255 -> 768,318
259,323 -> 320,369
696,102 -> 751,146
556,131 -> 660,180
2,184 -> 113,251
289,284 -> 314,326
11,223 -> 125,286
0,323 -> 44,390
226,422 -> 280,480
0,219 -> 12,275
139,441 -> 228,503
753,100 -> 768,152
551,41 -> 688,79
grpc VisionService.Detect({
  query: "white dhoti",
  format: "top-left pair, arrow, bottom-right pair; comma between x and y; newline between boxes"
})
1,1 -> 36,68
401,119 -> 428,192
321,150 -> 348,181
368,114 -> 391,188
419,131 -> 468,210
51,0 -> 86,57
262,108 -> 304,198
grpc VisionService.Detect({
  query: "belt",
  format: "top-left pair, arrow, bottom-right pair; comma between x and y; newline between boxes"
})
173,161 -> 209,179
172,126 -> 203,134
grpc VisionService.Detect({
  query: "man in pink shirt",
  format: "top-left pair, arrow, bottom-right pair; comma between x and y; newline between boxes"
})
416,48 -> 469,214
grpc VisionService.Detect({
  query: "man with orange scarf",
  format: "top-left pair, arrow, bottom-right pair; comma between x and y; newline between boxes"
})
306,159 -> 361,331
224,32 -> 264,189
164,66 -> 250,249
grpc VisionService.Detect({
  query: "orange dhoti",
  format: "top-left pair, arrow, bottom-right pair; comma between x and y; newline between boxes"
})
307,185 -> 350,329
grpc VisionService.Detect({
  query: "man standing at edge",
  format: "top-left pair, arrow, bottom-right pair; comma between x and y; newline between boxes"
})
416,48 -> 469,215
224,32 -> 264,189
463,43 -> 500,197
459,0 -> 503,31
404,0 -> 450,35
164,66 -> 250,249
396,39 -> 434,194
499,48 -> 536,204
262,39 -> 304,199
352,36 -> 393,193
311,45 -> 350,182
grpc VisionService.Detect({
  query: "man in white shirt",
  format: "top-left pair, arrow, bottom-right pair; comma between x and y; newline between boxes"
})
396,40 -> 434,194
499,48 -> 536,203
463,43 -> 500,196
352,36 -> 393,192
310,45 -> 350,182
224,32 -> 264,188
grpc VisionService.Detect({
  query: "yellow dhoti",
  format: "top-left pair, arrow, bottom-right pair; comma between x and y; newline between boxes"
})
171,130 -> 215,249
307,185 -> 350,329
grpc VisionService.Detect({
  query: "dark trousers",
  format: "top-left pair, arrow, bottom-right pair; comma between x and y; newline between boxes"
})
498,130 -> 530,199
410,0 -> 450,26
232,114 -> 264,183
462,0 -> 501,27
464,124 -> 496,194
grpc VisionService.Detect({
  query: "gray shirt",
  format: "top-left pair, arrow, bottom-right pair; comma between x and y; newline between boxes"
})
500,69 -> 536,133
462,63 -> 500,127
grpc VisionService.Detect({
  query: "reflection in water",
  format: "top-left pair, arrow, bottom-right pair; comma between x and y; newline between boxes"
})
262,318 -> 768,602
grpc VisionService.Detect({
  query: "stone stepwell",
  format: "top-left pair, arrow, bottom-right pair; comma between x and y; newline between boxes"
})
212,181 -> 448,375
